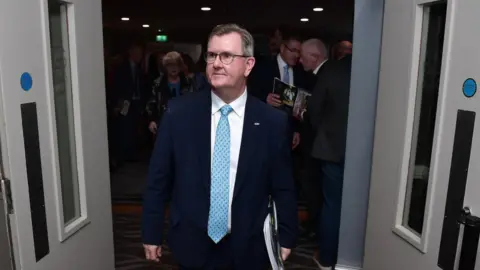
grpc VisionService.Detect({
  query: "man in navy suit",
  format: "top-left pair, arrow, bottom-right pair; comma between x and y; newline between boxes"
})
248,34 -> 315,150
142,24 -> 298,269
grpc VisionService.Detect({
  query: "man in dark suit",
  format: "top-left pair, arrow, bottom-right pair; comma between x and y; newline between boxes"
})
142,24 -> 298,270
307,54 -> 352,270
297,38 -> 329,237
113,44 -> 149,163
248,34 -> 313,150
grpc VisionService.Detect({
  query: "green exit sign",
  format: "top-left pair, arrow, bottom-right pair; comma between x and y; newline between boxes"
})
156,35 -> 168,42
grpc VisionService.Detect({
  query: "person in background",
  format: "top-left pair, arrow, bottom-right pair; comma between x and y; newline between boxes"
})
113,43 -> 149,164
146,51 -> 196,134
308,53 -> 352,270
300,39 -> 329,76
142,23 -> 298,269
296,38 -> 330,239
268,26 -> 285,57
181,53 -> 210,92
332,40 -> 352,60
248,33 -> 312,150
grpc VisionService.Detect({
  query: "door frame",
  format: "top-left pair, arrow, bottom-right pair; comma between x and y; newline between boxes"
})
336,0 -> 384,268
0,56 -> 17,270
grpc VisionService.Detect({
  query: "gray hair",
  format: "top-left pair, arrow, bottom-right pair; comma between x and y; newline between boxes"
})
208,24 -> 255,57
302,38 -> 328,59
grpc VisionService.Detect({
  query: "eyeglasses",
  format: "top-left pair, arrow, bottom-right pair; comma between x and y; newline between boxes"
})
204,51 -> 249,65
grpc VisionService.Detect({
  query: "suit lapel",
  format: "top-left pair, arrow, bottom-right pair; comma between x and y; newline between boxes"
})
233,95 -> 261,199
272,59 -> 281,80
196,91 -> 212,194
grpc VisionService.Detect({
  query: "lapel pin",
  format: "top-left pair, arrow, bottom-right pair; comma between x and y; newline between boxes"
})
254,122 -> 260,126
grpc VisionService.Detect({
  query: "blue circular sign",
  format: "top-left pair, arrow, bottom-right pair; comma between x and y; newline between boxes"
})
20,72 -> 33,91
462,78 -> 477,98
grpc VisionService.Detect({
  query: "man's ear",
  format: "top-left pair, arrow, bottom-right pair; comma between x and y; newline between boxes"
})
244,57 -> 256,77
279,43 -> 286,54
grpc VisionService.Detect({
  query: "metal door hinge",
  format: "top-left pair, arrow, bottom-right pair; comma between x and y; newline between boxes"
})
1,178 -> 13,214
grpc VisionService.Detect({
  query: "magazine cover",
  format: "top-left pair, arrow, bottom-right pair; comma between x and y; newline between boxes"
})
292,88 -> 311,119
272,78 -> 298,108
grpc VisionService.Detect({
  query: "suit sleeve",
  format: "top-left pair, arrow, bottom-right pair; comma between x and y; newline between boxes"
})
270,113 -> 299,248
142,105 -> 174,245
308,69 -> 328,130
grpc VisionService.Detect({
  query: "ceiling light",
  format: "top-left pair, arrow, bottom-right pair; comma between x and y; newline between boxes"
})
201,7 -> 211,11
142,24 -> 150,28
313,7 -> 324,11
121,17 -> 129,21
158,29 -> 163,32
300,18 -> 309,22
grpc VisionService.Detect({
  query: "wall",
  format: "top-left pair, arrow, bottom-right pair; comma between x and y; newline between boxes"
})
337,0 -> 384,269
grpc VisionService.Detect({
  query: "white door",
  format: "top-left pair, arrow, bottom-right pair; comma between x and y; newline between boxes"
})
0,0 -> 114,269
364,0 -> 480,269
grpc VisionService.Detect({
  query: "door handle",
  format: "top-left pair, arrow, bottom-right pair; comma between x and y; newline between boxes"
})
455,207 -> 480,270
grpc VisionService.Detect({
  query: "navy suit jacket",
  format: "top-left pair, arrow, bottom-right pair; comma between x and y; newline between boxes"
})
113,61 -> 149,104
142,89 -> 298,268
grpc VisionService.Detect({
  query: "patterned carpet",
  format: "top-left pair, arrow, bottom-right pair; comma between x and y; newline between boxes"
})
113,212 -> 320,270
111,161 -> 320,269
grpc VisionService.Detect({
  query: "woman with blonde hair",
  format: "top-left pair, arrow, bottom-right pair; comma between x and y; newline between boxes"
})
146,51 -> 196,134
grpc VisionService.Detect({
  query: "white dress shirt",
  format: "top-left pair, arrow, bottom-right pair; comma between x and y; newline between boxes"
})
211,89 -> 247,230
277,54 -> 294,84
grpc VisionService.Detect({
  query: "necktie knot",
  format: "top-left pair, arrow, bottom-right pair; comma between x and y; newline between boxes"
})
220,105 -> 233,116
284,64 -> 289,71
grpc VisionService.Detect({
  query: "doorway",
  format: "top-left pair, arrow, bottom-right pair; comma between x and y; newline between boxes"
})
364,0 -> 480,269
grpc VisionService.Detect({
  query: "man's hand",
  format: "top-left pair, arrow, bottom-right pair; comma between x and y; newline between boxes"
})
144,244 -> 162,262
266,93 -> 282,107
149,121 -> 158,134
281,247 -> 291,261
292,132 -> 301,149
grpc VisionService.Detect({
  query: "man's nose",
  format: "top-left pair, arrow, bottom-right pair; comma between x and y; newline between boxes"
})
213,56 -> 223,68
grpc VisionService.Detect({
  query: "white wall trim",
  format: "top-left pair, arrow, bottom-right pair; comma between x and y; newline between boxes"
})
336,264 -> 363,270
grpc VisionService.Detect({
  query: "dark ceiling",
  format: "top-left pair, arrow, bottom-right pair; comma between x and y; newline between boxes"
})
102,0 -> 354,44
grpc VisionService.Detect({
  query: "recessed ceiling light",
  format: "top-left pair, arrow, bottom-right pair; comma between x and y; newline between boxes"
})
313,7 -> 324,12
142,24 -> 150,28
158,29 -> 163,32
121,17 -> 129,21
201,7 -> 211,11
300,18 -> 309,22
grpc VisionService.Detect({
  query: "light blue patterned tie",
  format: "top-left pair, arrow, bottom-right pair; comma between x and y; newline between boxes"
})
208,104 -> 233,243
283,64 -> 290,84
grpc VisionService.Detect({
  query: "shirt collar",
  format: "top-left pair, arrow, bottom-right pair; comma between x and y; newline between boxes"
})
211,88 -> 247,117
313,59 -> 328,75
277,54 -> 289,68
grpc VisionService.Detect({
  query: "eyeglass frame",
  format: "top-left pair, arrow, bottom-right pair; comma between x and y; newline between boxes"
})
204,51 -> 251,65
283,44 -> 301,54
